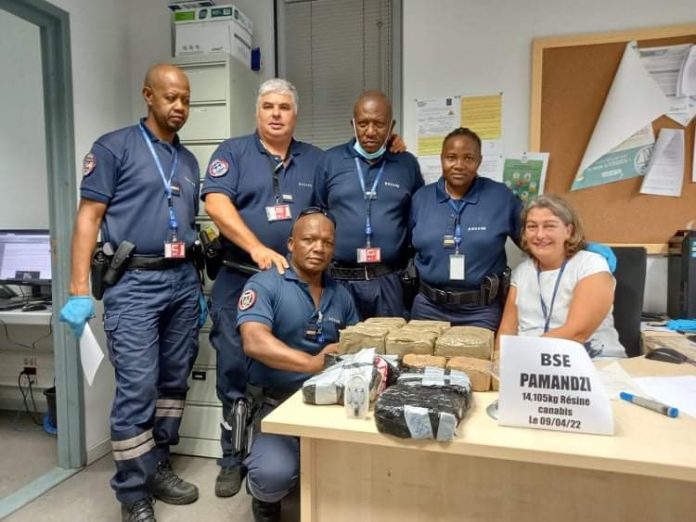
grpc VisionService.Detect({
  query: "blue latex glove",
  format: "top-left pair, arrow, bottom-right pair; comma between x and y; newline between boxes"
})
59,296 -> 96,339
585,242 -> 616,273
198,292 -> 209,328
666,319 -> 696,332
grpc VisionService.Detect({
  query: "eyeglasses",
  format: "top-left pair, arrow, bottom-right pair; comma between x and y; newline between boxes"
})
297,206 -> 336,226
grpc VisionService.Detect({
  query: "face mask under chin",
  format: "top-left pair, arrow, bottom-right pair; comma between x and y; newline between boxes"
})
352,120 -> 389,160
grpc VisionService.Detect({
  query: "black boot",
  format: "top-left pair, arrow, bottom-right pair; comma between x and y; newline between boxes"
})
150,460 -> 199,505
251,497 -> 281,522
121,497 -> 156,522
215,465 -> 244,497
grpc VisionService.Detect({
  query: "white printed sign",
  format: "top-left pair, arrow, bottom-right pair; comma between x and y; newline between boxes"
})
498,336 -> 614,435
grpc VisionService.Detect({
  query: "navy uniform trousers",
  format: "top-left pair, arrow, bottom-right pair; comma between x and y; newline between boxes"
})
208,268 -> 250,468
103,263 -> 200,505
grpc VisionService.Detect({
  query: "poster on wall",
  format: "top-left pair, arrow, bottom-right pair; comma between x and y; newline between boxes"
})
415,93 -> 504,184
501,152 -> 549,204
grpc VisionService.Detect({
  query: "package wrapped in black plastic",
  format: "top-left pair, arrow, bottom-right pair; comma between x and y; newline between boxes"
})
374,367 -> 472,441
303,349 -> 393,405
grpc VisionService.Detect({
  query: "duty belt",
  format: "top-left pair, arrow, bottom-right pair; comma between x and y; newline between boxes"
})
127,254 -> 192,270
329,262 -> 401,281
419,270 -> 509,307
246,383 -> 294,408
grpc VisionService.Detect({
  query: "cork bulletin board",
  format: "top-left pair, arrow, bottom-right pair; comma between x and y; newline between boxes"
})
530,24 -> 696,254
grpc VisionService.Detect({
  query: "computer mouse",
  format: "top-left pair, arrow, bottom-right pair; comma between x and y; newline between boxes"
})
645,347 -> 687,364
22,302 -> 47,312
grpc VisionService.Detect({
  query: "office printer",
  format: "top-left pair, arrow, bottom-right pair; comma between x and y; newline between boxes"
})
667,230 -> 696,318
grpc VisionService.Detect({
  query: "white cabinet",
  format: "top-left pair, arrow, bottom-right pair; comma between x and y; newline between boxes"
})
171,54 -> 258,458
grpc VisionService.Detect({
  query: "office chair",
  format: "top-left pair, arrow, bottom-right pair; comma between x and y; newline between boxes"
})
611,247 -> 647,358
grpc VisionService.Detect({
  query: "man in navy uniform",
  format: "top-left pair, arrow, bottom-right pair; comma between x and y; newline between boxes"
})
201,79 -> 324,497
237,207 -> 359,521
313,90 -> 424,319
59,64 -> 203,522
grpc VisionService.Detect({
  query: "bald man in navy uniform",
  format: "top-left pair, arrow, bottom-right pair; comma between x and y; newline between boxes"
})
237,208 -> 359,521
60,64 -> 203,522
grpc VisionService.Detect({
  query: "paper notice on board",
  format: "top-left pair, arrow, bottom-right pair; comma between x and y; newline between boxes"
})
640,128 -> 685,197
80,323 -> 104,386
461,94 -> 503,155
574,42 -> 671,189
418,156 -> 442,185
416,97 -> 460,156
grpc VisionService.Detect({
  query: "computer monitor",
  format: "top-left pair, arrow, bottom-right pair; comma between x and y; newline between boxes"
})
0,229 -> 52,298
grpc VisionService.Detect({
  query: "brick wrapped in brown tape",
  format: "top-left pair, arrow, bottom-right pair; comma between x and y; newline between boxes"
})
447,356 -> 492,391
338,325 -> 389,354
385,329 -> 436,356
364,317 -> 407,329
435,326 -> 494,360
402,354 -> 447,369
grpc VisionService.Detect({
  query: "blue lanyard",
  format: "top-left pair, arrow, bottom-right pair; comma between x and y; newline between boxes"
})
354,158 -> 386,247
537,259 -> 568,333
447,198 -> 465,254
139,123 -> 179,231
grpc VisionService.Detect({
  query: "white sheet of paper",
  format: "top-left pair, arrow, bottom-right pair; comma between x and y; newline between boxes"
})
678,45 -> 696,97
639,128 -> 685,197
639,44 -> 696,126
80,323 -> 104,386
477,155 -> 504,182
576,41 -> 672,181
597,361 -> 645,400
498,336 -> 614,435
416,156 -> 442,184
632,376 -> 696,418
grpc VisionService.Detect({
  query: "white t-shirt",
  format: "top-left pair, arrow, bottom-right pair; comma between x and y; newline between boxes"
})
511,250 -> 626,358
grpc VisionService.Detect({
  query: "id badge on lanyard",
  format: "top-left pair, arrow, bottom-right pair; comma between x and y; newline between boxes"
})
265,204 -> 292,222
265,150 -> 293,222
138,124 -> 184,259
355,158 -> 384,264
446,200 -> 465,280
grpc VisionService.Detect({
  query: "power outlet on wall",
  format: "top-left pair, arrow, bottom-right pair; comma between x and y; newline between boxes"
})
23,357 -> 38,384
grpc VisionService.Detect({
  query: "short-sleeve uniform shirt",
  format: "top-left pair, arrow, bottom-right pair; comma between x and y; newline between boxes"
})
80,120 -> 200,254
237,266 -> 359,393
410,176 -> 522,289
201,133 -> 324,264
313,141 -> 424,265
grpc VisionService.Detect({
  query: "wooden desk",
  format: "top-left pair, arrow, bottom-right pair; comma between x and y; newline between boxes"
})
263,357 -> 696,522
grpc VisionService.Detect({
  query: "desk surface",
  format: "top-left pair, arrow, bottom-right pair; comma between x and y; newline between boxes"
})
0,308 -> 53,325
264,356 -> 696,482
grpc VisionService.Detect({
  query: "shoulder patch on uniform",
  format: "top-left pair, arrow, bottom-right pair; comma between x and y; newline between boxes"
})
208,159 -> 229,178
82,153 -> 96,176
238,289 -> 257,311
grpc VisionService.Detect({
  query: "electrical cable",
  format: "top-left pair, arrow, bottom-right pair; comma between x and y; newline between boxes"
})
12,370 -> 43,431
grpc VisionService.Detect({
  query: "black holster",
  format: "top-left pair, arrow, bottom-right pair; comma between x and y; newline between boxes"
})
103,240 -> 136,286
90,243 -> 110,300
226,397 -> 256,458
199,229 -> 222,280
400,257 -> 419,310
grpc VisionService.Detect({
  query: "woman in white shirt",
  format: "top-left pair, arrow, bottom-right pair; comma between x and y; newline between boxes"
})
497,195 -> 626,358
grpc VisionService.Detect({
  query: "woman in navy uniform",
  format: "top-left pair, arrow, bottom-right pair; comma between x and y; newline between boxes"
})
409,127 -> 521,330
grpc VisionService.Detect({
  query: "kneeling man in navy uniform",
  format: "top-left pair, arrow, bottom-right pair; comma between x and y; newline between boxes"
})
236,207 -> 359,521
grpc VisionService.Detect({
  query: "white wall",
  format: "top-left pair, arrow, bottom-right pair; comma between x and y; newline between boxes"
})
402,0 -> 696,313
0,11 -> 48,227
